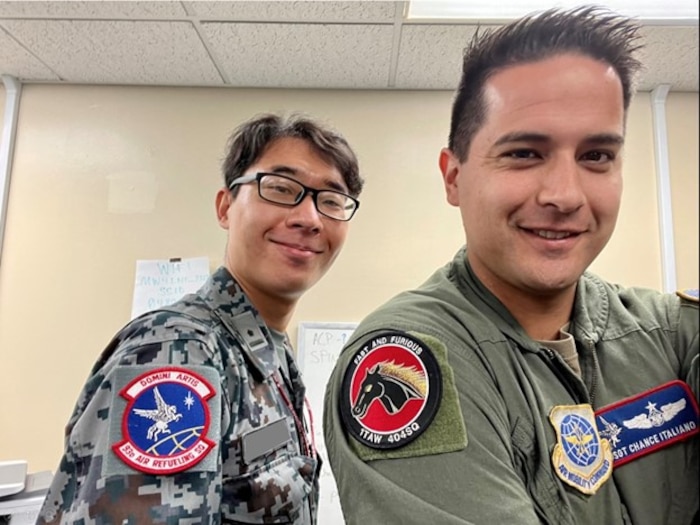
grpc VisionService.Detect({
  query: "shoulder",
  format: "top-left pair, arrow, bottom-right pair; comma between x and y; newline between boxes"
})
585,275 -> 697,336
94,299 -> 233,374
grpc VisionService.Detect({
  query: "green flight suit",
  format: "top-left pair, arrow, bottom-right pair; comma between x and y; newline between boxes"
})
324,247 -> 698,525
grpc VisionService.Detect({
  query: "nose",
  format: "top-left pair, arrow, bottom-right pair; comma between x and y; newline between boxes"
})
286,192 -> 323,231
536,156 -> 586,213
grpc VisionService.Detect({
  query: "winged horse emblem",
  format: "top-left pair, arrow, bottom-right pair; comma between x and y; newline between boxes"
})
133,386 -> 183,440
623,399 -> 686,430
597,416 -> 622,447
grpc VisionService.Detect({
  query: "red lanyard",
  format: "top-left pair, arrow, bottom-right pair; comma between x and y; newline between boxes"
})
273,373 -> 317,460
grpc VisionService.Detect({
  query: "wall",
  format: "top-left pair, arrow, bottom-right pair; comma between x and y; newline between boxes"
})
667,93 -> 699,289
0,84 -> 696,473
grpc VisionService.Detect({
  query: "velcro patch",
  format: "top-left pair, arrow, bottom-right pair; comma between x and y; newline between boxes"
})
108,366 -> 220,475
676,289 -> 699,303
595,380 -> 699,467
340,331 -> 442,450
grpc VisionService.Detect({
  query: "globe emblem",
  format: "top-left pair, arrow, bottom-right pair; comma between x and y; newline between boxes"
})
560,413 -> 600,467
127,382 -> 207,457
145,426 -> 205,456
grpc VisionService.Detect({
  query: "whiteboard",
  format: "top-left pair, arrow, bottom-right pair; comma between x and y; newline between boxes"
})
297,322 -> 357,525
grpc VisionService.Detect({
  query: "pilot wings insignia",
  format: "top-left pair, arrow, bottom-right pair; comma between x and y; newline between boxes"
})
623,399 -> 686,429
133,386 -> 183,440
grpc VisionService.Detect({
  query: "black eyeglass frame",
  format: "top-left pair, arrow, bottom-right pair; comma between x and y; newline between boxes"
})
228,172 -> 360,221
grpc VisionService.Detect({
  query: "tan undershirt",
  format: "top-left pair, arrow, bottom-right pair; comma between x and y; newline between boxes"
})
536,324 -> 581,378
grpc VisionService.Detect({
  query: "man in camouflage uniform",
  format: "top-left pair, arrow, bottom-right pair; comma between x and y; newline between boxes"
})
38,113 -> 364,524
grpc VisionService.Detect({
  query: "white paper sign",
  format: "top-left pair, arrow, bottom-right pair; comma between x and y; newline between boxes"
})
131,257 -> 210,319
297,322 -> 357,525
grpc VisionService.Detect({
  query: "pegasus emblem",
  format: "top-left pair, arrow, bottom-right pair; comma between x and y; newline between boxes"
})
133,386 -> 183,440
598,416 -> 622,447
623,399 -> 686,430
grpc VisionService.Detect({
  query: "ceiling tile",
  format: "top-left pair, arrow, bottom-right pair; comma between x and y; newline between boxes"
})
0,26 -> 59,80
0,1 -> 187,18
637,26 -> 699,91
394,24 -> 483,89
186,1 -> 398,23
0,19 -> 222,85
203,22 -> 394,88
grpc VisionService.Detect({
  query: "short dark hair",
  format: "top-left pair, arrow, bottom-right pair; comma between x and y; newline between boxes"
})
223,113 -> 363,197
449,5 -> 644,160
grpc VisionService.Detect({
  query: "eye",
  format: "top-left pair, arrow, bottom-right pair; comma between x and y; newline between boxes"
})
262,177 -> 297,195
268,183 -> 294,195
580,150 -> 615,163
503,149 -> 540,160
319,192 -> 345,210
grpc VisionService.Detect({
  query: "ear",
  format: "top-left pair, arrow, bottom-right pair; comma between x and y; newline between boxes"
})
215,188 -> 232,229
439,147 -> 461,207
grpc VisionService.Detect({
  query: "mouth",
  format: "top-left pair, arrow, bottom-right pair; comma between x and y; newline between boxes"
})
271,240 -> 323,255
531,229 -> 578,240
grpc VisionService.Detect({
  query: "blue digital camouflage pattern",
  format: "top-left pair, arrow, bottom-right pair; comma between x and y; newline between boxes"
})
38,266 -> 319,524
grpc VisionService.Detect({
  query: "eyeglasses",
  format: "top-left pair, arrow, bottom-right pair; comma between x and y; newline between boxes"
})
229,172 -> 360,221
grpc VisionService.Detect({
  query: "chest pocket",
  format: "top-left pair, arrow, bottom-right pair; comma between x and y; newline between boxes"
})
222,448 -> 318,524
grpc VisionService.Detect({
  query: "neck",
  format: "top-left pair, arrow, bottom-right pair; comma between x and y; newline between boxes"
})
226,269 -> 297,333
468,260 -> 576,341
246,290 -> 296,332
503,290 -> 575,341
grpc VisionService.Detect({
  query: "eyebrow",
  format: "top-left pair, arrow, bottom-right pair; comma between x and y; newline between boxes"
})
266,165 -> 347,193
493,131 -> 625,147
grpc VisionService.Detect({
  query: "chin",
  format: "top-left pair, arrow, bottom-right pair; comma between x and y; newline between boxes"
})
522,268 -> 576,293
274,277 -> 317,299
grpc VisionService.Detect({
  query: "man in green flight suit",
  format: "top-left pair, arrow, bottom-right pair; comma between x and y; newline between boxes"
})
324,6 -> 698,525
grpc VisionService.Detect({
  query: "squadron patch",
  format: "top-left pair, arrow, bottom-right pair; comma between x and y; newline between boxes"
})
549,404 -> 613,495
676,288 -> 699,303
340,331 -> 441,449
113,367 -> 216,474
595,380 -> 699,467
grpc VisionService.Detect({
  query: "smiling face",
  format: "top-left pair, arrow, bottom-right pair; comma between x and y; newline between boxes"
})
216,137 -> 350,305
440,54 -> 625,306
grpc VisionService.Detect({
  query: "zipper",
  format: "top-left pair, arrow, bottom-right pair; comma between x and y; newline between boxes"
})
586,339 -> 600,407
541,347 -> 587,403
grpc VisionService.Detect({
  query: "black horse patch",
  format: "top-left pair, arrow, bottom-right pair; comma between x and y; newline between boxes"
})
340,331 -> 441,449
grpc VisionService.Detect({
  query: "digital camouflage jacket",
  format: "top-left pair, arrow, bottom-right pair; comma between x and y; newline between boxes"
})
39,267 -> 319,524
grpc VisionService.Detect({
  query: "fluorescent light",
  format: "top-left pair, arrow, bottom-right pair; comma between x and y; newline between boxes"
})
406,1 -> 700,23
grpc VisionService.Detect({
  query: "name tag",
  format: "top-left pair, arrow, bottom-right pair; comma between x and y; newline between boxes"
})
242,418 -> 292,463
595,380 -> 699,467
